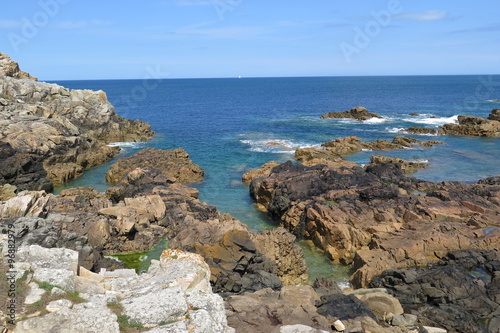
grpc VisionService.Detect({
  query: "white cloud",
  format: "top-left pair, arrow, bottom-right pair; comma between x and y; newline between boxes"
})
396,10 -> 449,21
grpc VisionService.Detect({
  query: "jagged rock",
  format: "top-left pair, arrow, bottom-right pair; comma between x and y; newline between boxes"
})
225,286 -> 331,333
295,136 -> 439,166
249,160 -> 500,289
105,148 -> 204,184
371,250 -> 500,333
321,107 -> 382,121
13,305 -> 120,333
0,53 -> 154,188
368,155 -> 427,174
488,109 -> 500,121
392,314 -> 417,327
442,113 -> 500,137
405,109 -> 500,137
242,161 -> 279,184
419,327 -> 447,333
0,53 -> 37,80
10,246 -> 235,333
274,325 -> 330,333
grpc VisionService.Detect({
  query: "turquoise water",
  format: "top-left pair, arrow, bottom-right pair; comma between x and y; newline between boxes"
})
53,76 -> 500,283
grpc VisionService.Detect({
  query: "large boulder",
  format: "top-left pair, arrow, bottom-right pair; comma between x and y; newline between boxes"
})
0,53 -> 37,80
105,148 -> 204,184
320,106 -> 383,121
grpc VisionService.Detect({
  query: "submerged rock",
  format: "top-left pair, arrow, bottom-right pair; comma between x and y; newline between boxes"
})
321,106 -> 383,121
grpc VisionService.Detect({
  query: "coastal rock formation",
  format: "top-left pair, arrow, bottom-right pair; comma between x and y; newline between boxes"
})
371,250 -> 500,333
441,113 -> 500,137
368,155 -> 427,174
242,160 -> 279,184
404,109 -> 500,137
248,160 -> 500,289
0,53 -> 154,191
0,53 -> 37,80
0,245 -> 234,332
295,136 -> 441,167
321,106 -> 383,121
0,159 -> 307,294
105,147 -> 204,184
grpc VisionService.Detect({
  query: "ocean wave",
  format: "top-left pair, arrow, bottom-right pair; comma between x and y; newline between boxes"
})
363,117 -> 390,124
107,142 -> 146,148
487,99 -> 500,102
240,137 -> 318,154
410,159 -> 429,163
386,127 -> 407,133
403,115 -> 458,126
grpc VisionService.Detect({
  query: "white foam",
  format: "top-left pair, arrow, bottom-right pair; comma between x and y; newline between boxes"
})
363,117 -> 389,124
403,115 -> 458,126
386,127 -> 407,133
410,159 -> 429,163
107,142 -> 145,148
239,137 -> 318,154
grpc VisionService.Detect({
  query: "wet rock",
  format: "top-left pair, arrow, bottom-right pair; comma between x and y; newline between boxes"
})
321,106 -> 382,121
488,109 -> 500,121
368,155 -> 427,174
442,113 -> 500,137
105,148 -> 204,184
242,160 -> 279,184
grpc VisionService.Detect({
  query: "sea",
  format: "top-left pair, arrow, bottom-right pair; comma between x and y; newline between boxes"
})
52,75 -> 500,285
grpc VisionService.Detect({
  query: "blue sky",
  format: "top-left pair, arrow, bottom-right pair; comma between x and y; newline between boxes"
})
1,0 -> 499,79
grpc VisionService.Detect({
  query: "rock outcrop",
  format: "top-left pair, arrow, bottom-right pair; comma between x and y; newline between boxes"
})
368,155 -> 427,174
321,106 -> 383,121
0,53 -> 37,80
0,159 -> 308,295
404,109 -> 500,137
295,136 -> 441,167
0,244 -> 234,332
105,147 -> 204,184
371,250 -> 500,333
248,160 -> 500,289
0,53 -> 154,191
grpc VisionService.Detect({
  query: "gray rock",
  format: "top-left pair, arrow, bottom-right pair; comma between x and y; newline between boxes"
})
121,286 -> 188,326
145,321 -> 188,332
24,282 -> 45,305
359,292 -> 404,319
276,324 -> 330,333
46,299 -> 73,312
392,314 -> 417,327
13,304 -> 119,333
33,268 -> 75,291
17,244 -> 79,274
419,327 -> 447,333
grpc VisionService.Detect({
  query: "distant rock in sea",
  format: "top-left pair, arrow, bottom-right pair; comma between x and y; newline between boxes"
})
404,109 -> 500,137
320,106 -> 383,121
0,52 -> 155,192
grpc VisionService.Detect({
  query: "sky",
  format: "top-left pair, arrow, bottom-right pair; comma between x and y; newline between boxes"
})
1,0 -> 500,80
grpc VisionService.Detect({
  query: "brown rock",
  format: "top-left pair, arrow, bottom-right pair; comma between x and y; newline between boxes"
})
321,106 -> 383,121
242,161 -> 279,184
0,53 -> 37,80
105,148 -> 204,184
368,155 -> 427,174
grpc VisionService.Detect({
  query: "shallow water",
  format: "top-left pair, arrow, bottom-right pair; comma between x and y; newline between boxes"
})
52,75 -> 500,284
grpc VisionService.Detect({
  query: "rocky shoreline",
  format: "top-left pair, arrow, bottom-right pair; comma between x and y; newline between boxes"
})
1,54 -> 500,333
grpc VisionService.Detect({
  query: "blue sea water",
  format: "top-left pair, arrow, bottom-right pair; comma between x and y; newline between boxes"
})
52,75 -> 500,284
